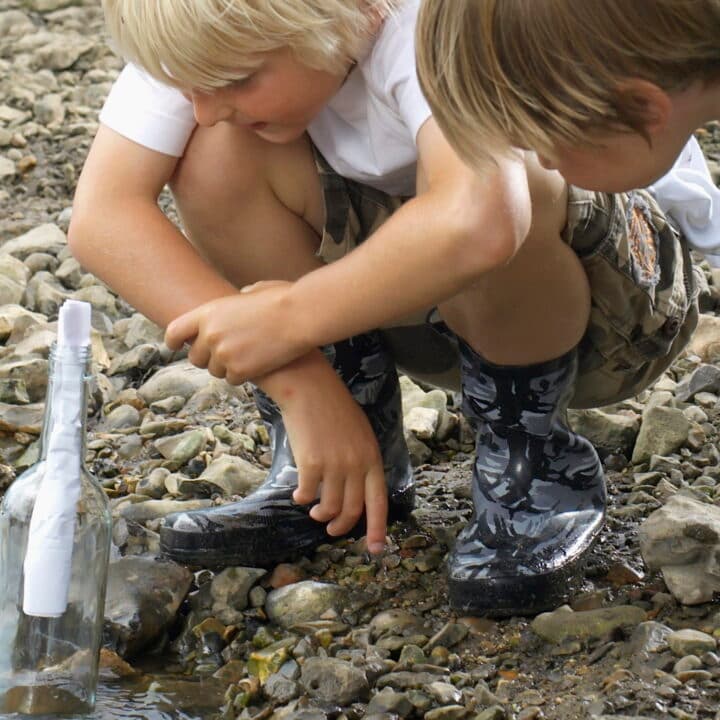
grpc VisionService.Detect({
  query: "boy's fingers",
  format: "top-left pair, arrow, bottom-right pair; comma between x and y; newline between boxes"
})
363,465 -> 388,554
310,474 -> 344,524
165,311 -> 199,350
325,475 -> 364,537
188,342 -> 211,370
293,469 -> 321,506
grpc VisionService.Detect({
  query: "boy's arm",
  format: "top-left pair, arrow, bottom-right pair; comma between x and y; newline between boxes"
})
69,124 -> 240,324
71,126 -> 389,551
166,119 -> 533,379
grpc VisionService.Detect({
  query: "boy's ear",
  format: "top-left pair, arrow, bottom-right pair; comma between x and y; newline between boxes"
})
615,78 -> 673,136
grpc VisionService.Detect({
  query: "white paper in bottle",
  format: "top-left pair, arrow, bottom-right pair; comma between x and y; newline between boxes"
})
23,300 -> 91,618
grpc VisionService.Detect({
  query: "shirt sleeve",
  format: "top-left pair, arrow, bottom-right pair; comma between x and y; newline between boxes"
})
378,0 -> 432,144
648,137 -> 720,267
99,64 -> 197,157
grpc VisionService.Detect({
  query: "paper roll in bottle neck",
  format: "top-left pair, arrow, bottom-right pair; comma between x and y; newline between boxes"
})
57,300 -> 91,349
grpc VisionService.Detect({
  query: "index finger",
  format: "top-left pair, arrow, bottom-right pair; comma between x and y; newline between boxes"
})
165,310 -> 201,350
364,465 -> 388,555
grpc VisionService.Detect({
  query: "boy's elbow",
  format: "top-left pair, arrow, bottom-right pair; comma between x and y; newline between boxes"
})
67,210 -> 94,265
452,210 -> 525,278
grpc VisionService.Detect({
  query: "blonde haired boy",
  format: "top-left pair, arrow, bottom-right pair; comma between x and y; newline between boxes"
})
417,0 -> 720,263
71,0 -> 691,616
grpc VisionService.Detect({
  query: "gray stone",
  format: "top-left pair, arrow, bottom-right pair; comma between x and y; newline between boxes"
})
675,364 -> 720,402
266,581 -> 346,629
568,408 -> 640,456
0,224 -> 66,258
154,429 -> 208,467
628,621 -> 672,655
24,271 -> 69,316
668,629 -> 717,657
0,378 -> 30,404
300,657 -> 370,705
103,404 -> 141,431
104,556 -> 193,659
191,455 -> 265,497
0,304 -> 45,342
0,10 -> 34,35
0,402 -> 43,433
54,257 -> 83,289
531,604 -> 646,644
405,406 -> 439,441
424,707 -> 467,720
0,357 -> 47,402
24,0 -> 75,11
136,468 -> 170,500
117,498 -> 212,523
632,405 -> 691,464
263,674 -> 299,704
33,93 -> 65,126
639,494 -> 720,605
366,688 -> 414,717
138,361 -> 212,404
210,567 -> 267,624
71,285 -> 118,318
149,395 -> 186,414
370,609 -> 426,641
109,344 -> 161,376
0,156 -> 15,180
124,313 -> 164,348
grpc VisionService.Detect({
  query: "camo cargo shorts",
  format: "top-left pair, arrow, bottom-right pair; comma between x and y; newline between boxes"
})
313,149 -> 703,409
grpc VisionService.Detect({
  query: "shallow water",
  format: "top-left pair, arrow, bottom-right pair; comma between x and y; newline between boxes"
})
1,666 -> 226,720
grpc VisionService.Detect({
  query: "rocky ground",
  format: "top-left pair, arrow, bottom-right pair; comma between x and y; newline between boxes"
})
3,1 -> 720,719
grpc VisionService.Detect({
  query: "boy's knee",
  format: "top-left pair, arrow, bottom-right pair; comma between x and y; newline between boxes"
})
170,124 -> 264,207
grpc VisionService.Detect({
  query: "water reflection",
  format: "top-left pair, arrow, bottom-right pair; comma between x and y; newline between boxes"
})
1,666 -> 226,720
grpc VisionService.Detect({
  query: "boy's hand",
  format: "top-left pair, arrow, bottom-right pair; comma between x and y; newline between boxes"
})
258,352 -> 388,554
165,281 -> 310,383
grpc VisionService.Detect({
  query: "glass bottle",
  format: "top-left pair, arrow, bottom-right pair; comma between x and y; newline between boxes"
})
0,335 -> 112,716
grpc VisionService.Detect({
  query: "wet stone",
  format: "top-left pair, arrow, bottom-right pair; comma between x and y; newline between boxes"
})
266,581 -> 346,629
366,688 -> 414,717
300,657 -> 370,706
668,629 -> 717,656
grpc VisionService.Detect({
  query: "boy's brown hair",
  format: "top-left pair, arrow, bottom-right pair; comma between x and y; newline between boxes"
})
416,0 -> 720,166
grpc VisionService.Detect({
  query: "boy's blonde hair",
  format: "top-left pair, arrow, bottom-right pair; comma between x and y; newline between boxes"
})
417,0 -> 720,166
103,0 -> 399,91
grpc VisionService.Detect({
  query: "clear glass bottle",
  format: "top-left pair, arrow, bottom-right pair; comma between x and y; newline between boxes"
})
0,341 -> 112,716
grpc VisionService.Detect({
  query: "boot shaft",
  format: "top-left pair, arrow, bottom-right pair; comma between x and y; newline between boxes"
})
459,342 -> 577,437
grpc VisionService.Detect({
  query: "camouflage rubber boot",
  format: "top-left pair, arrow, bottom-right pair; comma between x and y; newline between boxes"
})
160,332 -> 415,568
449,339 -> 605,616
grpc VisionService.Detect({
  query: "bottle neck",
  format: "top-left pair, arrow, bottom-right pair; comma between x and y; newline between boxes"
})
38,344 -> 92,462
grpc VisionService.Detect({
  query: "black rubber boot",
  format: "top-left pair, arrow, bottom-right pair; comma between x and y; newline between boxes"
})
449,339 -> 605,617
160,333 -> 415,568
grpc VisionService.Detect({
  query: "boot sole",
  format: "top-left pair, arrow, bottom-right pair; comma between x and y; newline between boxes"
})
159,486 -> 415,569
448,549 -> 592,618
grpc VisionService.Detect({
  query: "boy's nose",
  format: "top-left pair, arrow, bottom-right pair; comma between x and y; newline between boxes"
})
190,91 -> 233,127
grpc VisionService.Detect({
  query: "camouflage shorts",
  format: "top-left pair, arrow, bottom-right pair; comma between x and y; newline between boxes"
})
314,149 -> 702,409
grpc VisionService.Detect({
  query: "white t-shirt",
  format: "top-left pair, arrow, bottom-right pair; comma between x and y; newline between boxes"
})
99,0 -> 431,196
648,136 -> 720,267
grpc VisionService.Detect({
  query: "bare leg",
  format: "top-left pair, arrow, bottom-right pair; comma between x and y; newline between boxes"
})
169,122 -> 325,286
439,153 -> 590,365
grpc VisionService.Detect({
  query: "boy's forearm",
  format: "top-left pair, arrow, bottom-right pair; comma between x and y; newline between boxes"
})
68,200 -> 238,328
287,180 -> 526,347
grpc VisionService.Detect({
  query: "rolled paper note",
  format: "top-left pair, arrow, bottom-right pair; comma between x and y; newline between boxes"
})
23,301 -> 91,617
